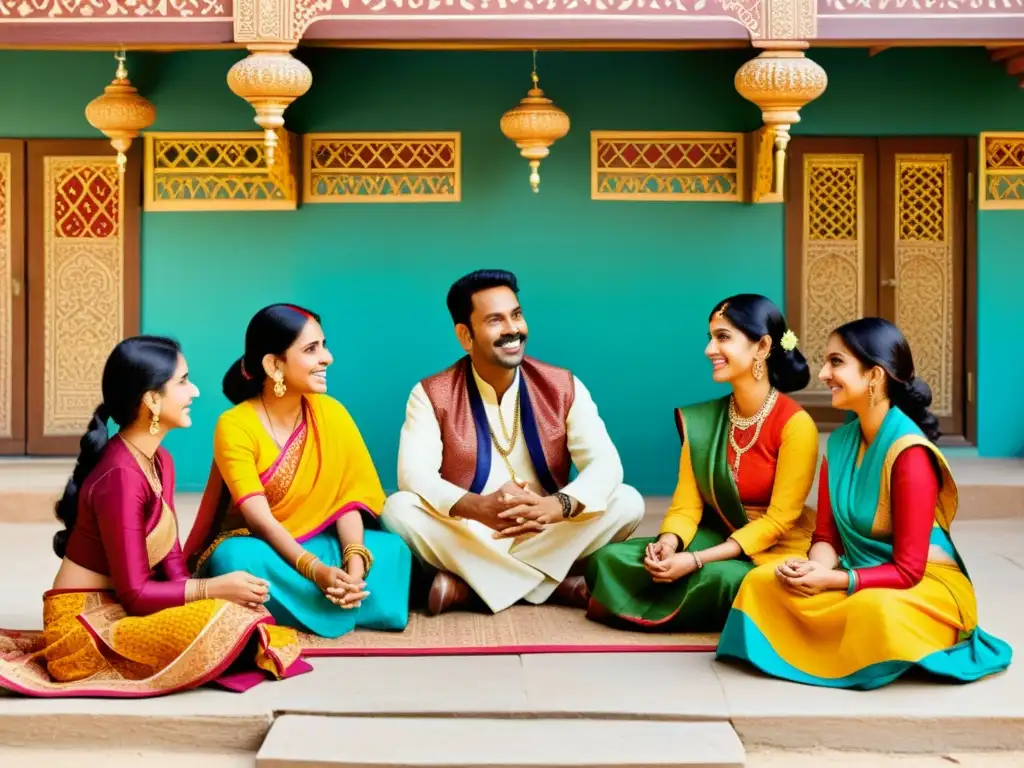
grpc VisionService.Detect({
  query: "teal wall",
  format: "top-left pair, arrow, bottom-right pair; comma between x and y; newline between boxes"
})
1,47 -> 1022,491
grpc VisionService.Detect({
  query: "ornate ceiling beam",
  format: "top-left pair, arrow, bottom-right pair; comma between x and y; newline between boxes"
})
1,0 -> 1021,47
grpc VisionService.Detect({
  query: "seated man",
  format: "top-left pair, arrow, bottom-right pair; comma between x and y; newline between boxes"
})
382,269 -> 645,615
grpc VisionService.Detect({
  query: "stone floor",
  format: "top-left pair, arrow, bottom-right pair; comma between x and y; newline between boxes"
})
0,453 -> 1022,765
0,516 -> 1021,762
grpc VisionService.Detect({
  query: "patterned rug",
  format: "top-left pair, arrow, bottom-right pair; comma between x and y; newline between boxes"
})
297,605 -> 718,656
0,606 -> 717,659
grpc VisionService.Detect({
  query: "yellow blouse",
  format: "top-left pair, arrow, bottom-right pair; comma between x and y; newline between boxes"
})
659,407 -> 819,558
213,394 -> 386,538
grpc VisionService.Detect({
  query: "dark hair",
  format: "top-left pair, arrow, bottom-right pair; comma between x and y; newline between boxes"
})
832,317 -> 940,442
708,293 -> 810,394
53,335 -> 181,559
446,269 -> 519,328
222,303 -> 321,405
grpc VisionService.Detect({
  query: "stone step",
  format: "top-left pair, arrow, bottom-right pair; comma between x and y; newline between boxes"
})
255,716 -> 746,768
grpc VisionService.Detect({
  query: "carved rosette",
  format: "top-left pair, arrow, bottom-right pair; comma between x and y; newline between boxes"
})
734,42 -> 827,196
227,45 -> 313,167
500,72 -> 570,194
84,54 -> 156,174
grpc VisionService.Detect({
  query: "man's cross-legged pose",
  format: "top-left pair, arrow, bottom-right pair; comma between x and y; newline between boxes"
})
382,269 -> 645,615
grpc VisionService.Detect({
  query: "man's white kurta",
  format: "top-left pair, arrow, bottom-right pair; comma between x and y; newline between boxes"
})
382,364 -> 644,612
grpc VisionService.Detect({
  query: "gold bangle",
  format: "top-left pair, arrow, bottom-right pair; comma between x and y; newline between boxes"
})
692,551 -> 704,570
186,578 -> 209,603
343,543 -> 373,575
296,551 -> 321,582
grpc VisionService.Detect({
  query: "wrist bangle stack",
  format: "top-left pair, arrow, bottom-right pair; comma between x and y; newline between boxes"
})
186,578 -> 209,603
296,551 -> 321,582
343,544 -> 373,574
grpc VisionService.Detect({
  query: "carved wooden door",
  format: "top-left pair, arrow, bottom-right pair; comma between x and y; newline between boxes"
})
784,137 -> 974,443
23,140 -> 141,455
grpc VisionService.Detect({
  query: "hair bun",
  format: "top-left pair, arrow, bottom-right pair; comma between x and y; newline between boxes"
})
767,345 -> 811,394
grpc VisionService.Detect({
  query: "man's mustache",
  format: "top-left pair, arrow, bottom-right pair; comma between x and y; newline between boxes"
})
494,333 -> 527,348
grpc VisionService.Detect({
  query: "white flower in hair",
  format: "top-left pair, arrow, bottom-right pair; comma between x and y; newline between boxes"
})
780,330 -> 799,352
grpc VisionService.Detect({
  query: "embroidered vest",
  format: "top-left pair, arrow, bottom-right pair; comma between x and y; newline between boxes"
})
420,356 -> 575,495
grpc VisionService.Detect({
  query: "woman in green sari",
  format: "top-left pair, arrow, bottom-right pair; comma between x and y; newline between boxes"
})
585,294 -> 820,631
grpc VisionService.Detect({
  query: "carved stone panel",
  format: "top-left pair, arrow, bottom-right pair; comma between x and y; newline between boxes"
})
591,132 -> 745,202
303,133 -> 461,203
42,157 -> 124,437
145,132 -> 298,211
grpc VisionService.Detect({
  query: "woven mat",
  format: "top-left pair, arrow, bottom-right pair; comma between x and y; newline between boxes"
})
298,605 -> 718,656
0,607 -> 717,660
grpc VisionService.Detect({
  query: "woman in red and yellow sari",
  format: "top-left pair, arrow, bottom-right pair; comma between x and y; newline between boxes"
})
183,304 -> 411,639
0,337 -> 308,698
586,294 -> 819,631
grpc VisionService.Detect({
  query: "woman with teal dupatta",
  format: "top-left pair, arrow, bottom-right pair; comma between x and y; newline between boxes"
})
184,304 -> 411,640
718,318 -> 1012,689
586,295 -> 819,632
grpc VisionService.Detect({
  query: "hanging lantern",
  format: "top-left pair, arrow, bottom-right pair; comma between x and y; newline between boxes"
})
500,51 -> 570,193
84,51 -> 156,174
734,42 -> 827,196
227,44 -> 312,168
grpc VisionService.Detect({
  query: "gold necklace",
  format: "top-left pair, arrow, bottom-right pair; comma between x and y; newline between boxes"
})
119,434 -> 164,497
261,394 -> 302,448
488,386 -> 521,484
727,387 -> 778,481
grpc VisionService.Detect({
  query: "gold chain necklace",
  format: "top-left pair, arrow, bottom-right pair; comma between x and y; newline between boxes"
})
727,387 -> 778,481
488,386 -> 521,484
120,434 -> 164,497
261,394 -> 301,448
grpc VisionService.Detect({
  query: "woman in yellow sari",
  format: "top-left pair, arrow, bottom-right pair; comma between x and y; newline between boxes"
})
0,337 -> 307,698
183,304 -> 411,638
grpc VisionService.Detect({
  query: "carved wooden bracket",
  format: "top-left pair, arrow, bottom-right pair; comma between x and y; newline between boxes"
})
756,0 -> 817,41
234,0 -> 332,45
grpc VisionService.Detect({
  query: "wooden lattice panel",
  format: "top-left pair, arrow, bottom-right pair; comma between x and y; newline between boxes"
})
43,157 -> 124,436
894,154 -> 954,417
748,126 -> 782,204
590,132 -> 744,202
800,154 -> 866,394
0,152 -> 10,439
303,133 -> 461,203
144,132 -> 298,212
979,132 -> 1024,210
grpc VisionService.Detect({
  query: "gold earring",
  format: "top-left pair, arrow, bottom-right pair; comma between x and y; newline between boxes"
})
868,383 -> 877,409
149,411 -> 160,436
752,358 -> 765,382
273,373 -> 286,398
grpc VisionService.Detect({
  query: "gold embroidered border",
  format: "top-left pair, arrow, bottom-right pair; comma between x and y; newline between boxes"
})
303,132 -> 461,204
144,132 -> 299,212
590,131 -> 745,202
979,131 -> 1024,210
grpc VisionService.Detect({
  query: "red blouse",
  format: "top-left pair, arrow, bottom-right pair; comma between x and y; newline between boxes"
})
65,439 -> 189,615
812,445 -> 939,591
